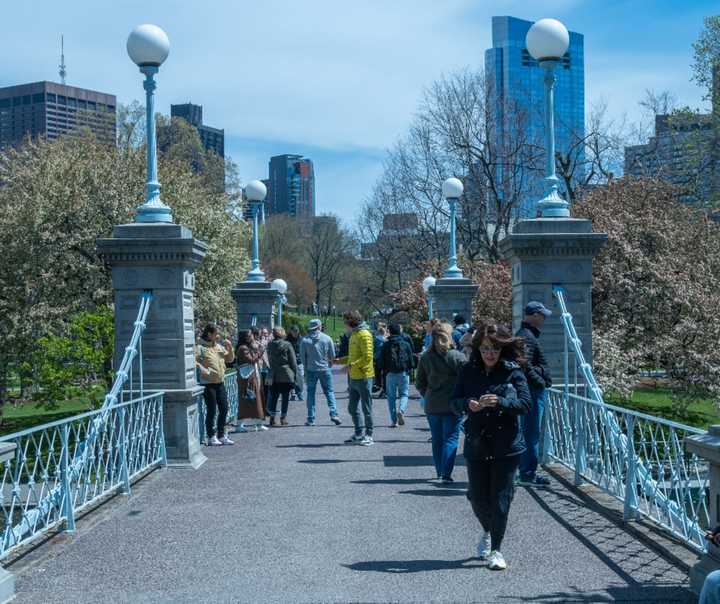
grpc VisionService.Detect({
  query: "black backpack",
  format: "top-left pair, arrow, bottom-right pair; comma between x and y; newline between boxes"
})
388,339 -> 410,373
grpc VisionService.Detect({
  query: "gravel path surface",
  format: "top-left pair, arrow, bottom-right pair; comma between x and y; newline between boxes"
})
13,375 -> 695,603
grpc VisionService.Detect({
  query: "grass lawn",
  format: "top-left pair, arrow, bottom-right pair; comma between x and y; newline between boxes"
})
606,387 -> 719,430
285,312 -> 345,342
0,398 -> 96,437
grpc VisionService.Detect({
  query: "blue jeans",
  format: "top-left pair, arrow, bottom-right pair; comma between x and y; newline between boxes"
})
427,413 -> 463,479
348,378 -> 374,436
385,372 -> 409,424
306,369 -> 338,422
519,387 -> 546,478
701,570 -> 720,604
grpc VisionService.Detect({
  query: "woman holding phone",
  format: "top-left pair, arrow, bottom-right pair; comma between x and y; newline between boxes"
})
451,321 -> 531,571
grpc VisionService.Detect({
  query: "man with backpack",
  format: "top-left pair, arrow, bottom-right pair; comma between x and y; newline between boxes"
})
379,323 -> 416,427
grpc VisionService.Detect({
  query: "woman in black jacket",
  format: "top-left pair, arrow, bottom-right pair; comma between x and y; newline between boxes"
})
451,321 -> 531,571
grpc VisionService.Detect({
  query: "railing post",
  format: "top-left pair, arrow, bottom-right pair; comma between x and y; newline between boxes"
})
573,396 -> 584,486
159,395 -> 168,467
60,424 -> 76,533
118,407 -> 131,496
623,414 -> 638,521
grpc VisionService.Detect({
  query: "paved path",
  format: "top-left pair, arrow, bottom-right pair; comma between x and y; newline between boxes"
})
14,374 -> 695,603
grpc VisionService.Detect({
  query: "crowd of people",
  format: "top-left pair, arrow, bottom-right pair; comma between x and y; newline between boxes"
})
194,301 -> 554,571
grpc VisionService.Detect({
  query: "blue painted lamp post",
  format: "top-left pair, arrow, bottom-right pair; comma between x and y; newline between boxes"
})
127,24 -> 172,223
442,177 -> 464,278
422,276 -> 436,320
245,180 -> 268,282
271,278 -> 288,327
526,18 -> 571,218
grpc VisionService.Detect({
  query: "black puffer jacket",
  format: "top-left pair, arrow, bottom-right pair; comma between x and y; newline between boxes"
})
450,360 -> 531,461
515,322 -> 552,389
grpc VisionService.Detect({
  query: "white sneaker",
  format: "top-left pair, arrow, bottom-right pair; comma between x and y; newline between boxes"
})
254,423 -> 269,432
208,436 -> 222,446
488,550 -> 507,570
361,435 -> 374,446
233,424 -> 248,434
219,436 -> 234,445
476,532 -> 491,560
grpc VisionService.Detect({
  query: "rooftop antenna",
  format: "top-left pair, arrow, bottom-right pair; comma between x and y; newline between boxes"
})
59,35 -> 67,85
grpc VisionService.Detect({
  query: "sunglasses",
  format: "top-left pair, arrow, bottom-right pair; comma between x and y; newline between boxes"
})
479,347 -> 501,354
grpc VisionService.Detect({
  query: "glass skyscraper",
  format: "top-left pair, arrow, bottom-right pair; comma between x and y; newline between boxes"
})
485,16 -> 584,217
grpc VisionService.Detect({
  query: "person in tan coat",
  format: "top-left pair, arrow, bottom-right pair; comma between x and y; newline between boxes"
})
196,324 -> 235,446
235,329 -> 268,432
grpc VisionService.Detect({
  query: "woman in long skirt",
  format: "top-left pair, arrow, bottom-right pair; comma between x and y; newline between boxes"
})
235,330 -> 268,432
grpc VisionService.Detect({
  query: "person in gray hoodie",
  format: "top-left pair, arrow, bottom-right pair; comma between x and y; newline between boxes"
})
300,319 -> 342,426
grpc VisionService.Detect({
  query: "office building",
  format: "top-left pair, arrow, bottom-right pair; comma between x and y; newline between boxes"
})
170,103 -> 224,158
485,16 -> 585,217
625,111 -> 720,206
267,154 -> 316,218
0,81 -> 116,147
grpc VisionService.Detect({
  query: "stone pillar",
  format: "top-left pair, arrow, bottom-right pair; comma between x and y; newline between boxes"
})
231,281 -> 277,331
500,218 -> 607,379
97,222 -> 208,469
686,426 -> 720,594
429,277 -> 479,323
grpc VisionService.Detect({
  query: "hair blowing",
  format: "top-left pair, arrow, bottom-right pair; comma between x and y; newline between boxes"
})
470,321 -> 526,368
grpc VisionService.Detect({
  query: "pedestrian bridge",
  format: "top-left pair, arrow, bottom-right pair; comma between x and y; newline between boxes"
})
8,372 -> 696,603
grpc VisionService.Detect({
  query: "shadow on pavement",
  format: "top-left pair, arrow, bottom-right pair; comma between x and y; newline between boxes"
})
351,478 -> 433,486
298,458 -> 381,464
523,485 -> 695,600
383,455 -> 466,467
399,488 -> 466,497
499,584 -> 695,603
343,557 -> 482,573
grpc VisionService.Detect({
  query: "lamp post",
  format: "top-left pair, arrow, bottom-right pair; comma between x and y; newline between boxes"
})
422,276 -> 436,320
271,278 -> 288,327
127,24 -> 172,223
245,180 -> 267,282
442,177 -> 464,278
526,18 -> 571,218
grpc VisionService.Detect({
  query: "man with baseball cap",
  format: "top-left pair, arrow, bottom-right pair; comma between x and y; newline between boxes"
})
516,301 -> 553,487
300,319 -> 342,426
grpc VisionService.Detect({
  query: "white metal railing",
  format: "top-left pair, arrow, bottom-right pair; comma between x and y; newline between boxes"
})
544,286 -> 709,551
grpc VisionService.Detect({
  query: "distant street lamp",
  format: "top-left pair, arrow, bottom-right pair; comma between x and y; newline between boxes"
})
127,24 -> 172,223
245,180 -> 268,282
526,18 -> 571,218
422,276 -> 436,320
442,177 -> 464,278
271,278 -> 288,327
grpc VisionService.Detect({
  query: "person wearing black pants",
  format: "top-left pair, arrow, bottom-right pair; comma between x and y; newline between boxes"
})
451,321 -> 531,571
196,323 -> 235,446
203,382 -> 229,443
266,326 -> 298,427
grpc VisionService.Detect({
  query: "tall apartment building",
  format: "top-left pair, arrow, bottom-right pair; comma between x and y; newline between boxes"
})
0,81 -> 116,147
170,103 -> 224,158
485,16 -> 585,217
267,154 -> 316,217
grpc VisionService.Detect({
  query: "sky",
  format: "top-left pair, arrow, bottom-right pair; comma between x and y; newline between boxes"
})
0,1 -> 713,224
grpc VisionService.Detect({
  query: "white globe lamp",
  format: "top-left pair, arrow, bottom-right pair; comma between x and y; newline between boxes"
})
127,24 -> 170,67
526,18 -> 569,62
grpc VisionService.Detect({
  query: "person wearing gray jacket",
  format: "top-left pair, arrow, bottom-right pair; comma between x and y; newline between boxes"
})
416,322 -> 468,483
300,319 -> 342,426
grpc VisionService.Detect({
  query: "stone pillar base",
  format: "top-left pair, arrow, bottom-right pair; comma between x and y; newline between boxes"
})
0,565 -> 14,604
231,281 -> 277,331
163,388 -> 207,470
429,277 -> 479,323
690,554 -> 720,595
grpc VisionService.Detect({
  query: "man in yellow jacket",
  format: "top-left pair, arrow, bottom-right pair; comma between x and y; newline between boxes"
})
337,310 -> 375,446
